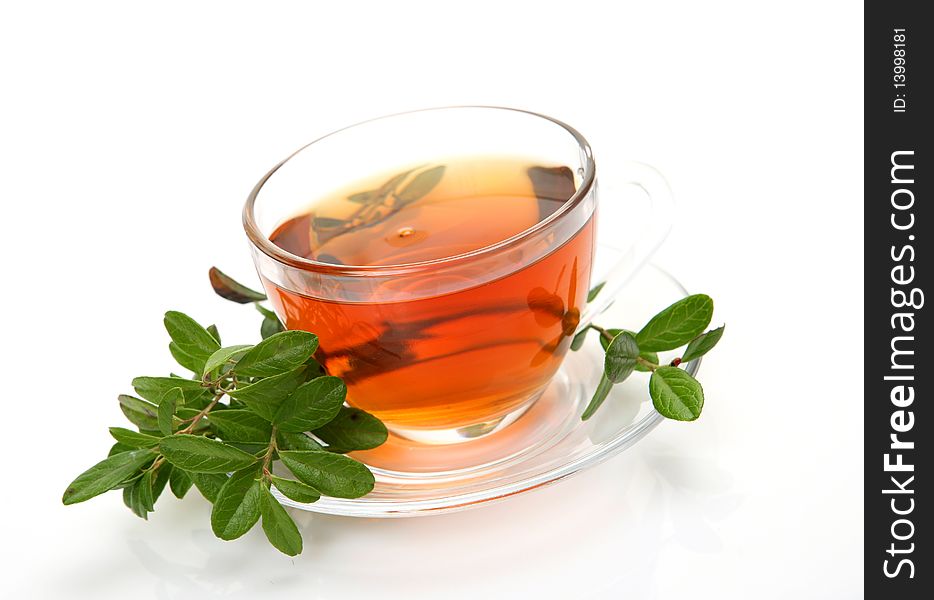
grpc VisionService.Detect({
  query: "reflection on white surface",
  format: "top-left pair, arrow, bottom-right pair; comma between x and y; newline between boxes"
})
27,422 -> 740,600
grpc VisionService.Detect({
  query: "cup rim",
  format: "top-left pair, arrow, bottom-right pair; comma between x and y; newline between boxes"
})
242,105 -> 596,276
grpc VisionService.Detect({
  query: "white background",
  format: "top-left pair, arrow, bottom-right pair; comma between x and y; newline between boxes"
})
0,1 -> 863,598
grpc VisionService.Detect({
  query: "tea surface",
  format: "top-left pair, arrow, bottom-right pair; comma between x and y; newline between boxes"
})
266,158 -> 594,432
270,159 -> 577,266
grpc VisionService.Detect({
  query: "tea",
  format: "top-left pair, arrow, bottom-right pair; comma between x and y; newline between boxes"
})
264,157 -> 595,433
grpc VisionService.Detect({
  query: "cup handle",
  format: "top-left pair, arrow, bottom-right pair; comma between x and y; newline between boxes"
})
577,161 -> 676,329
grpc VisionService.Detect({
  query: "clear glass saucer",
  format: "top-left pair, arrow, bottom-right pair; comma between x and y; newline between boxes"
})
274,264 -> 697,517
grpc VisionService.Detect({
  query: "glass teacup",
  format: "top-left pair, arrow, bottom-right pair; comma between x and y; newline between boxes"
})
244,107 -> 671,443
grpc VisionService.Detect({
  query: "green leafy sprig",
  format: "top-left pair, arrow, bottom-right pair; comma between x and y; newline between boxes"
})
574,287 -> 724,422
208,267 -> 285,339
62,269 -> 388,556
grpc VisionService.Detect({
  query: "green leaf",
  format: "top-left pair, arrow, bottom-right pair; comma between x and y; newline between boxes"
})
123,477 -> 149,519
599,328 -> 621,352
118,394 -> 159,430
234,330 -> 318,378
63,449 -> 156,505
255,304 -> 277,320
304,357 -> 325,375
312,216 -> 347,229
396,165 -> 445,204
206,410 -> 273,444
138,464 -> 171,511
72,448 -> 153,500
207,324 -> 222,345
599,329 -> 658,372
581,373 -> 613,421
313,406 -> 387,452
277,431 -> 324,451
279,451 -> 375,498
259,486 -> 303,556
261,316 -> 285,339
157,387 -> 182,436
271,476 -> 320,503
649,367 -> 705,421
680,325 -> 725,363
226,442 -> 268,455
109,442 -> 135,456
211,468 -> 263,540
256,304 -> 285,339
209,267 -> 267,303
164,311 -> 221,373
570,327 -> 589,351
227,367 -> 309,421
131,377 -> 210,406
169,467 -> 194,499
202,344 -> 253,377
108,427 -> 161,449
152,464 -> 172,504
587,282 -> 606,303
604,331 -> 640,384
159,434 -> 259,473
635,294 -> 714,352
139,470 -> 156,511
274,376 -> 346,433
114,467 -> 147,489
169,345 -> 199,374
190,472 -> 228,503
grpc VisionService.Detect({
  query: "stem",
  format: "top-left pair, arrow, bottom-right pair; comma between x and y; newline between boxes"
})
203,370 -> 237,389
589,324 -> 615,343
261,425 -> 279,479
636,356 -> 660,371
141,388 -> 228,482
177,391 -> 225,435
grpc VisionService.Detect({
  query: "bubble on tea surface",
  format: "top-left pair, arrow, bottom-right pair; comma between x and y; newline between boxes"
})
386,226 -> 428,247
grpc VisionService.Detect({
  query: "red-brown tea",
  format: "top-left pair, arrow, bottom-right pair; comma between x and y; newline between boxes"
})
265,158 -> 594,431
